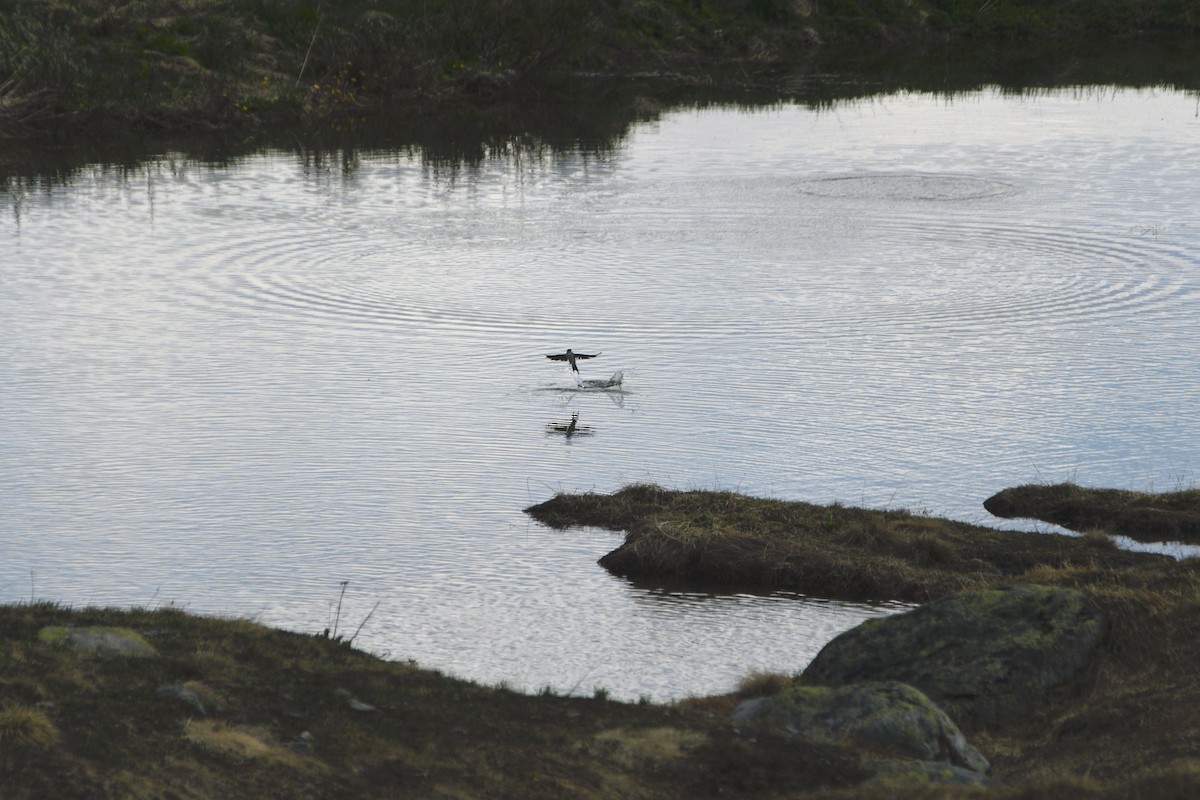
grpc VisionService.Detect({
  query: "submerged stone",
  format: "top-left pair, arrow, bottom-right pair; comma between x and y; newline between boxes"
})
732,681 -> 988,773
802,584 -> 1104,726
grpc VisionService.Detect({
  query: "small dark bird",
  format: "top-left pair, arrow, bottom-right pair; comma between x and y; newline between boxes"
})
545,349 -> 600,373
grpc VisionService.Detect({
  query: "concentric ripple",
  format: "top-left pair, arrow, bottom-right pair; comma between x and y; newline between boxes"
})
798,173 -> 1014,201
3,89 -> 1199,703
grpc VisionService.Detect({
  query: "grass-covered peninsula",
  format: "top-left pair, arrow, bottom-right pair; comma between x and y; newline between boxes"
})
525,483 -> 1166,602
985,483 -> 1200,544
6,483 -> 1200,798
1,0 -> 1196,140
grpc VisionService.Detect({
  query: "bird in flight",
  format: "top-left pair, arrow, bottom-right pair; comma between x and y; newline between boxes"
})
545,349 -> 600,373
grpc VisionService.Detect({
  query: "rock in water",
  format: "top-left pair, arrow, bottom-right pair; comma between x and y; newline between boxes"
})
802,584 -> 1104,726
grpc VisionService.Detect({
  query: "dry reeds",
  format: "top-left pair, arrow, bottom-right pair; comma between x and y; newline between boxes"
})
735,670 -> 794,698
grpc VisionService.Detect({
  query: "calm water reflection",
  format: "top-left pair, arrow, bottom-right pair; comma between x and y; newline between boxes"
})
2,87 -> 1197,701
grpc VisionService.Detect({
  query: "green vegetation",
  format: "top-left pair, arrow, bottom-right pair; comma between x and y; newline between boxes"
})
985,483 -> 1200,544
0,0 -> 1196,140
2,601 -> 753,799
6,482 -> 1200,796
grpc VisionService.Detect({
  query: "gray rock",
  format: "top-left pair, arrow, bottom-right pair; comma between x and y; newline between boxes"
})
335,688 -> 376,712
156,684 -> 206,715
802,584 -> 1105,726
37,625 -> 158,658
289,731 -> 315,754
732,681 -> 988,773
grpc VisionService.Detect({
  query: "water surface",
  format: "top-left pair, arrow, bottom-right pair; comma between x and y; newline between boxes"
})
2,86 -> 1197,700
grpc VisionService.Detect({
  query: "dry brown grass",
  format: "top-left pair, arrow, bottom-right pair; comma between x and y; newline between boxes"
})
592,726 -> 706,769
0,706 -> 60,750
183,720 -> 307,768
734,670 -> 795,698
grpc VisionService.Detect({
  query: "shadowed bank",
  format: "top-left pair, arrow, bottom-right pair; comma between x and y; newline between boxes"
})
1,0 -> 1197,144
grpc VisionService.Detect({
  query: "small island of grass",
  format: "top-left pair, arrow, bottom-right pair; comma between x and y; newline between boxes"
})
984,483 -> 1200,544
525,482 -> 1168,602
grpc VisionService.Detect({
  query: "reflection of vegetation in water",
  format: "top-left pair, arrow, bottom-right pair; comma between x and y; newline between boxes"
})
0,79 -> 651,186
3,52 -> 1198,192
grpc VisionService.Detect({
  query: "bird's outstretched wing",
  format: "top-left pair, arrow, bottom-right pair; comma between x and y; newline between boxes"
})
545,351 -> 601,361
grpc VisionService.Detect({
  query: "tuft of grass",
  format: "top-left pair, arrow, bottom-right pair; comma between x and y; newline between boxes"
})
905,530 -> 958,565
183,720 -> 306,767
838,518 -> 903,552
1080,529 -> 1118,550
735,670 -> 793,698
0,706 -> 60,751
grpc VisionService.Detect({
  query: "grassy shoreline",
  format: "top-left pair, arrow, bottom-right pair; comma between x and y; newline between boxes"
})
5,484 -> 1200,797
984,483 -> 1200,544
525,483 -> 1170,602
1,0 -> 1196,142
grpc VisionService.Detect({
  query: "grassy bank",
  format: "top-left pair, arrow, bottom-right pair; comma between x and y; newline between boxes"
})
525,483 -> 1167,602
1,0 -> 1196,140
6,483 -> 1200,797
1,601 -> 752,799
984,483 -> 1200,544
520,484 -> 1200,795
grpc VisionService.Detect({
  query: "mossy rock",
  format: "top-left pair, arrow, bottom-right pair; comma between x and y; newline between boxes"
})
732,681 -> 988,774
801,584 -> 1104,726
37,625 -> 158,657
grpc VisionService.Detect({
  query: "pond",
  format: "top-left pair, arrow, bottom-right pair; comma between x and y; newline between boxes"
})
2,85 -> 1197,702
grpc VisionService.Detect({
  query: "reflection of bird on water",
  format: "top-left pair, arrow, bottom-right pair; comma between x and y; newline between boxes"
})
545,349 -> 600,373
546,412 -> 593,438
